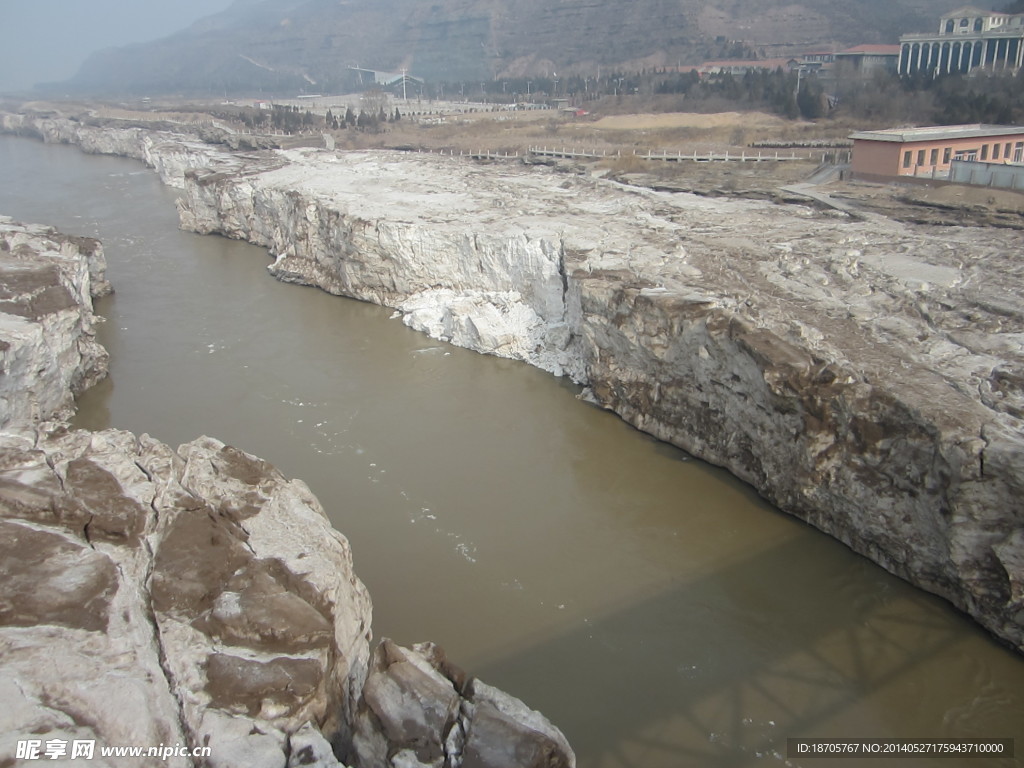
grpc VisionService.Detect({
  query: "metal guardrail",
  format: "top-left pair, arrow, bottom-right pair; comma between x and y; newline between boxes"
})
527,146 -> 827,162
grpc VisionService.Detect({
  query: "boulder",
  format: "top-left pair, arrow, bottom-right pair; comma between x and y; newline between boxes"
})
353,640 -> 574,768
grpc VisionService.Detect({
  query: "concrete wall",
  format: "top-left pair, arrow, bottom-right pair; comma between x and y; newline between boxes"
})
850,139 -> 901,177
950,159 -> 1024,190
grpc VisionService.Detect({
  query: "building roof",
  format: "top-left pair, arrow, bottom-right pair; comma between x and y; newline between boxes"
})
942,6 -> 1007,18
836,44 -> 902,56
699,58 -> 797,70
850,124 -> 1024,143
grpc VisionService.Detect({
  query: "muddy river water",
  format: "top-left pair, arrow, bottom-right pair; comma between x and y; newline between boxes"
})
1,134 -> 1022,767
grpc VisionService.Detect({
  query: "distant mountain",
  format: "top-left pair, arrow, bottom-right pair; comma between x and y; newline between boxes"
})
58,0 -> 968,96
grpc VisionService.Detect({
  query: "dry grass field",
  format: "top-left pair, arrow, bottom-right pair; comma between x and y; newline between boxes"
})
29,96 -> 1020,228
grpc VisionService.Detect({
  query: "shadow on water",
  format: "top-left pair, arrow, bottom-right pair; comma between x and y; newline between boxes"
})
475,529 -> 1023,768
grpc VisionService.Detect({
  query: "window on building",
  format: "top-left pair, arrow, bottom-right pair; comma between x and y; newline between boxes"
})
994,143 -> 1001,160
946,19 -> 955,33
1015,142 -> 1024,163
930,148 -> 939,165
943,147 -> 952,164
917,149 -> 926,165
981,144 -> 989,160
974,18 -> 984,31
903,150 -> 912,168
1006,142 -> 1013,158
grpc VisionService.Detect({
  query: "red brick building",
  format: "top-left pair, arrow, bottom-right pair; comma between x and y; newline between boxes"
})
849,124 -> 1024,181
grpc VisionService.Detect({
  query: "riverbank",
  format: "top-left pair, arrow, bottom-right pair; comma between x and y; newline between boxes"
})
2,108 -> 1021,659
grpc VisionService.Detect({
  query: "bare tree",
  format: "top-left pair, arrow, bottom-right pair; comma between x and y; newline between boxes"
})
360,89 -> 390,119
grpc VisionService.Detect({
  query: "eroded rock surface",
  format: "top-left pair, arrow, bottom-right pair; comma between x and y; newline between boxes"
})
0,426 -> 372,767
0,426 -> 574,768
0,217 -> 109,428
172,146 -> 1024,653
8,113 -> 1012,651
0,111 -> 237,189
352,640 -> 573,768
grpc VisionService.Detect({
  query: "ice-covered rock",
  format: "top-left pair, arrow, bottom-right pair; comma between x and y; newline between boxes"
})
0,112 -> 237,188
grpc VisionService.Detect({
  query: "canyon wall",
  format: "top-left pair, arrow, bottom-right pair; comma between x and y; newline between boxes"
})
2,113 -> 1020,655
0,112 -> 241,189
175,146 -> 1024,654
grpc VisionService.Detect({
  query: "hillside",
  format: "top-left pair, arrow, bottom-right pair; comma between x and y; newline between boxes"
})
60,0 -> 967,96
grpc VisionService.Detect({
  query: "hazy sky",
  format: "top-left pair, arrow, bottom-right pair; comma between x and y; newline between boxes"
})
0,0 -> 237,93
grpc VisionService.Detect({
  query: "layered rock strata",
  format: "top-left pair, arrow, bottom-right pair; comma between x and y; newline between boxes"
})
174,147 -> 1024,653
0,216 -> 576,767
0,217 -> 109,428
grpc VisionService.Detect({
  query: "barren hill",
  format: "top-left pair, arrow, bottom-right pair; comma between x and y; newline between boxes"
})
62,0 -> 967,95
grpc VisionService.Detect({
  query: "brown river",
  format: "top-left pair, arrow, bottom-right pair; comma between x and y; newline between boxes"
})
1,134 -> 1021,767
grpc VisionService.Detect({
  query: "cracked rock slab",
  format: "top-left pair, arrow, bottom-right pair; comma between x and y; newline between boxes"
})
0,426 -> 372,768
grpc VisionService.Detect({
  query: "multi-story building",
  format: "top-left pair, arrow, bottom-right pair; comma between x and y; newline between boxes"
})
898,6 -> 1024,75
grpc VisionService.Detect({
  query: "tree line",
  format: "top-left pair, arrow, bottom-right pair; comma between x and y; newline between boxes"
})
232,101 -> 402,134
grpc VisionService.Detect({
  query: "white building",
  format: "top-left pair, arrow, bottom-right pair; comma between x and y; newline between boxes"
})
898,5 -> 1024,75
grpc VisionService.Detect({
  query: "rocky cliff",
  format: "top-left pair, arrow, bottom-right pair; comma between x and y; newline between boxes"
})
0,217 -> 109,428
0,424 -> 573,768
3,107 -> 1021,657
0,112 -> 247,189
0,212 -> 576,766
171,145 -> 1024,654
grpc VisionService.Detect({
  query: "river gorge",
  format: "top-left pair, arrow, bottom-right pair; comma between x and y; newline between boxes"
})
1,119 -> 1023,766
